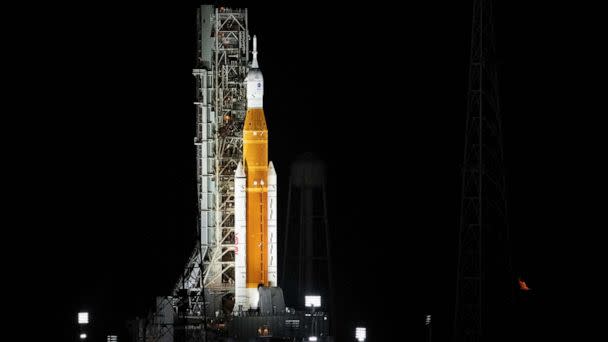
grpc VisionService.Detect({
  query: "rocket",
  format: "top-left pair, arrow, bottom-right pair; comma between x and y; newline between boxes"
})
234,36 -> 278,311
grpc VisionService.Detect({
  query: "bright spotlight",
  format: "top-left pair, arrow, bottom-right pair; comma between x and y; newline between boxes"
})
308,337 -> 318,342
80,333 -> 87,339
304,295 -> 321,308
78,312 -> 89,324
355,327 -> 366,341
107,335 -> 118,342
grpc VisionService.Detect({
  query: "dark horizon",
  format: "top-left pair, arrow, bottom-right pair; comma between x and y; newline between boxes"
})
8,1 -> 606,341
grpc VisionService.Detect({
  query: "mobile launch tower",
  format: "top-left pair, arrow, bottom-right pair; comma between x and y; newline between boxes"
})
173,4 -> 250,314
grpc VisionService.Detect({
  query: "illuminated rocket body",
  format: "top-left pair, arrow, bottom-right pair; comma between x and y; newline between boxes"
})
234,36 -> 278,311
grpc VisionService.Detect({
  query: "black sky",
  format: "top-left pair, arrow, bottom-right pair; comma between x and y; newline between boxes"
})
8,1 -> 607,341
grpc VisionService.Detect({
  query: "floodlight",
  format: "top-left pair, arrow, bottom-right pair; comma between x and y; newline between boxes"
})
80,333 -> 87,339
304,295 -> 321,308
355,327 -> 366,341
78,312 -> 89,324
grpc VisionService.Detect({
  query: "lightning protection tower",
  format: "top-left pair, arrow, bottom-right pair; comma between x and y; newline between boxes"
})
453,1 -> 514,341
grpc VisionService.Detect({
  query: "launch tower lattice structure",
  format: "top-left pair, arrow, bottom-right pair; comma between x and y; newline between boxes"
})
174,5 -> 249,314
453,1 -> 514,341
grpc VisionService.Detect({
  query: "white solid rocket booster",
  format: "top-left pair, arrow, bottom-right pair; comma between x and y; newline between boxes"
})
267,161 -> 278,288
234,162 -> 247,311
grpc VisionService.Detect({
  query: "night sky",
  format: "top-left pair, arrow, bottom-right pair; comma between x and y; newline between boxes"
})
9,1 -> 606,341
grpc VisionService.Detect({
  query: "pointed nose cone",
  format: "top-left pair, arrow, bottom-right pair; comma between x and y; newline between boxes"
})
246,35 -> 263,109
235,161 -> 245,178
268,161 -> 276,177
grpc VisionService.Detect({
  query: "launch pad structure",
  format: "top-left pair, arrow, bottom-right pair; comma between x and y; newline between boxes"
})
175,4 -> 249,311
128,5 -> 332,342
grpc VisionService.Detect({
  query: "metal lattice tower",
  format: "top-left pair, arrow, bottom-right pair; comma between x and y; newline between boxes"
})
174,4 -> 249,314
453,1 -> 514,341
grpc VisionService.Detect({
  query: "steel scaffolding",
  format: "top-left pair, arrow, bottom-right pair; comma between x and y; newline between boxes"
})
174,4 -> 249,316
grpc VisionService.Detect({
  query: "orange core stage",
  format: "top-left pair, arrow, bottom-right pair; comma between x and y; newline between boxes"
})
243,108 -> 269,288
